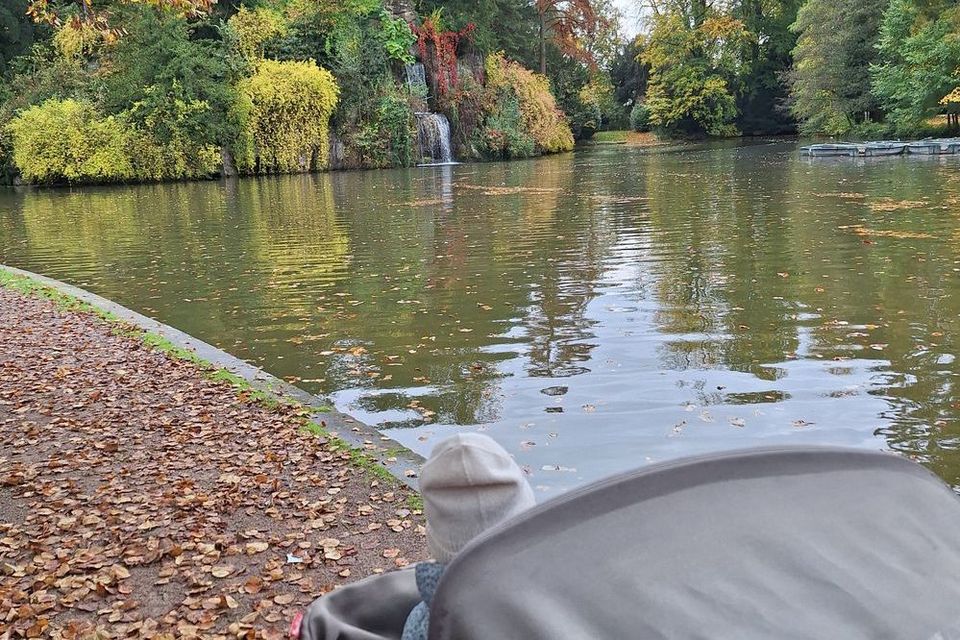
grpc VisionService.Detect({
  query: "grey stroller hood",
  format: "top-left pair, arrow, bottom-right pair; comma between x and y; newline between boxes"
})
301,446 -> 960,640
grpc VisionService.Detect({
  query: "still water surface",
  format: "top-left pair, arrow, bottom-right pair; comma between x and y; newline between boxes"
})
3,140 -> 960,495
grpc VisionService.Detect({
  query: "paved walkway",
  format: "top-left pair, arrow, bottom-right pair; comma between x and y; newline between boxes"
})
0,287 -> 424,639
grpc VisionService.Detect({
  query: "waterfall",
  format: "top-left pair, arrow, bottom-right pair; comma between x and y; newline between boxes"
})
415,112 -> 454,165
405,63 -> 427,93
407,63 -> 456,165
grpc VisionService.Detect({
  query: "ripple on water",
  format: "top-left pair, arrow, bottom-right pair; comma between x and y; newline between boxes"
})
4,145 -> 960,491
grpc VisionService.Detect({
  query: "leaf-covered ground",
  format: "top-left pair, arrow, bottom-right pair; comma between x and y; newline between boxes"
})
0,287 -> 425,639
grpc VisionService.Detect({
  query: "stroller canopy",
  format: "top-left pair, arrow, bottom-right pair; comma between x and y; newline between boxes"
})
303,446 -> 960,640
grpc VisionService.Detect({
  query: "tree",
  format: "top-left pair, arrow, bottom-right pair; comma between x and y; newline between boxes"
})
872,0 -> 960,134
641,2 -> 748,136
610,36 -> 649,108
730,0 -> 802,134
25,0 -> 214,42
0,0 -> 38,74
787,0 -> 887,135
103,8 -> 239,151
534,0 -> 601,75
418,0 -> 538,68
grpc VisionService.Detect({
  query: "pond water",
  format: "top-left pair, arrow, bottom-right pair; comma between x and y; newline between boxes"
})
3,140 -> 960,496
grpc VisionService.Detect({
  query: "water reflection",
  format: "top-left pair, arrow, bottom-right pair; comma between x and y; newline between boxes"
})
3,142 -> 960,493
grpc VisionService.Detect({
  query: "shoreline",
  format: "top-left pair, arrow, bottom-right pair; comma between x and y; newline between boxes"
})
0,266 -> 426,637
0,265 -> 425,487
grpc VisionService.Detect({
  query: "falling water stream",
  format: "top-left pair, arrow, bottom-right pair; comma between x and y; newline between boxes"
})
406,62 -> 456,165
415,113 -> 454,165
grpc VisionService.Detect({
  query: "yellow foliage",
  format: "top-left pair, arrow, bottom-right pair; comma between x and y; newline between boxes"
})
227,6 -> 287,61
6,99 -> 219,184
53,22 -> 114,58
484,53 -> 574,154
940,86 -> 960,105
238,59 -> 339,173
7,99 -> 132,183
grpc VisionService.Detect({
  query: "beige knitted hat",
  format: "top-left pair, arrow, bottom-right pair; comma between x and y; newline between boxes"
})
421,433 -> 536,564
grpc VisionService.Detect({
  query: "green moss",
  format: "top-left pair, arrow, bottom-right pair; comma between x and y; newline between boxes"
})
301,419 -> 404,485
141,331 -> 206,365
406,493 -> 424,512
0,268 -> 119,321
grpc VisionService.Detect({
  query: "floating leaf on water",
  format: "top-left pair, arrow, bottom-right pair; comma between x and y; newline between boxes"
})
868,199 -> 927,212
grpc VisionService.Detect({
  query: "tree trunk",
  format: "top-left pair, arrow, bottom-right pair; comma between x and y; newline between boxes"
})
692,0 -> 708,28
539,12 -> 547,75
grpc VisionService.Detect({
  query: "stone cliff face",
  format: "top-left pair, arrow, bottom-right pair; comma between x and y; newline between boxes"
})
386,0 -> 418,24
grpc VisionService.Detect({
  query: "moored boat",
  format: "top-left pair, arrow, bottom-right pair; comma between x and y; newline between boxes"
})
907,138 -> 960,155
800,143 -> 858,157
860,141 -> 907,157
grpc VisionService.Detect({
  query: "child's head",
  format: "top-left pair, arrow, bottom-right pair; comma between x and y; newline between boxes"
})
420,433 -> 536,563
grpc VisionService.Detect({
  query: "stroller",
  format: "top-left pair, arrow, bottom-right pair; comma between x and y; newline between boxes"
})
297,446 -> 960,639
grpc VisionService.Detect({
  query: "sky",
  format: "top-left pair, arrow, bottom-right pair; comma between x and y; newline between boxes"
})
613,0 -> 646,39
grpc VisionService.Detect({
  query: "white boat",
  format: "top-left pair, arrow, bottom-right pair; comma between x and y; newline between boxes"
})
860,142 -> 907,157
800,143 -> 858,157
907,138 -> 960,155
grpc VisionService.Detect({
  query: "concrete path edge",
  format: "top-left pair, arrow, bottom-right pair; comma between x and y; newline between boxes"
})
0,263 -> 425,488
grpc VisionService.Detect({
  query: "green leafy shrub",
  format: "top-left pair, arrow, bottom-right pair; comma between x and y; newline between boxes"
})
125,92 -> 221,180
630,102 -> 650,132
481,53 -> 573,157
227,6 -> 288,61
104,9 -> 240,153
378,10 -> 415,65
7,99 -> 131,183
0,44 -> 93,178
238,59 -> 339,173
7,98 -> 220,184
474,94 -> 536,159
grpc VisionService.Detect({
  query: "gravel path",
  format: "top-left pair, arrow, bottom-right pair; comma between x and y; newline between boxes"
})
0,287 -> 425,639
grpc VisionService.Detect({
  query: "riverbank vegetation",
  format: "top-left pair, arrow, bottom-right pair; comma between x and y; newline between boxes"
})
0,0 -> 957,184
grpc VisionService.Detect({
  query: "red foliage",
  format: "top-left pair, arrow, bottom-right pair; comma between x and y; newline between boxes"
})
411,19 -> 476,99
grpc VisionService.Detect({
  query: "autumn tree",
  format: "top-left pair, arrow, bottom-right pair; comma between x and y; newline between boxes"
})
641,1 -> 748,136
26,0 -> 214,39
535,0 -> 603,74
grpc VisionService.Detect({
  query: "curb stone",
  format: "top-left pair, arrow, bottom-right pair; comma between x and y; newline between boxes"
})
0,263 -> 425,489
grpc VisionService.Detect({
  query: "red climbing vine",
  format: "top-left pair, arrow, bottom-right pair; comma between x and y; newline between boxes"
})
411,17 -> 475,100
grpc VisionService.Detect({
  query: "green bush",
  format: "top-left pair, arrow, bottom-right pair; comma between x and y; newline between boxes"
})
228,6 -> 287,61
630,102 -> 651,132
7,99 -> 132,183
480,53 -> 573,158
7,98 -> 220,184
238,59 -> 339,173
104,9 -> 240,153
378,10 -> 416,65
475,95 -> 536,159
